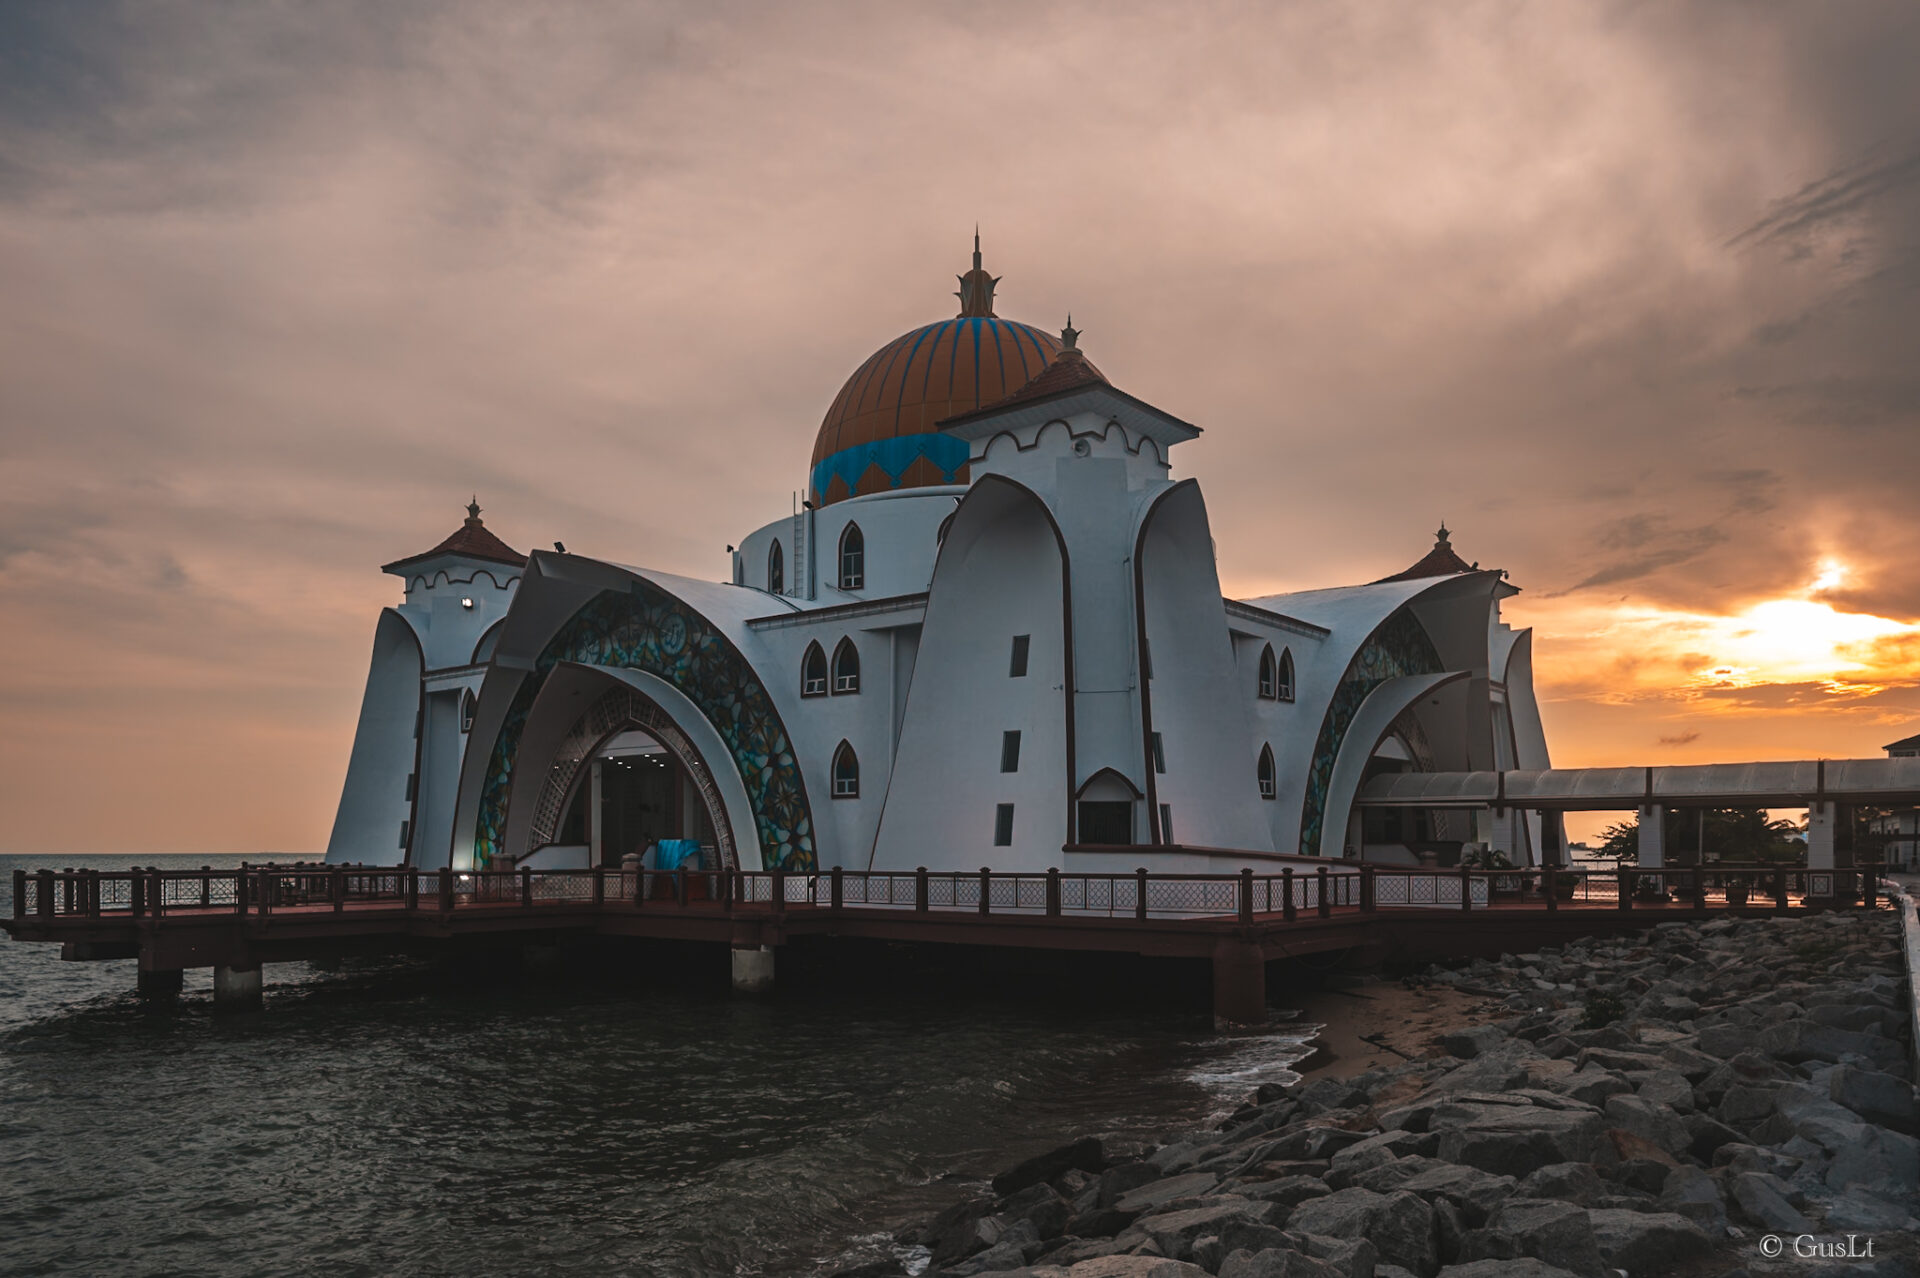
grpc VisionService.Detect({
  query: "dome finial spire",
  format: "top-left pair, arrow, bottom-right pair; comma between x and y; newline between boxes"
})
955,228 -> 1000,317
1060,314 -> 1081,352
467,495 -> 483,524
1436,520 -> 1450,546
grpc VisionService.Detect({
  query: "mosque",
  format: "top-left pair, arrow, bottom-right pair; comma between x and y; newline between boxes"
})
325,242 -> 1560,876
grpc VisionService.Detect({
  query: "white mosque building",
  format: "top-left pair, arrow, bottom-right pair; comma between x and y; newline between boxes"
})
325,244 -> 1559,876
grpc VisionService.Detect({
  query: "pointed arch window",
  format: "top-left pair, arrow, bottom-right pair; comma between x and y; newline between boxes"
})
1277,647 -> 1295,702
1258,743 -> 1277,799
801,641 -> 828,697
831,637 -> 860,694
831,740 -> 860,798
768,539 -> 785,595
460,689 -> 477,733
838,522 -> 865,590
1257,644 -> 1278,700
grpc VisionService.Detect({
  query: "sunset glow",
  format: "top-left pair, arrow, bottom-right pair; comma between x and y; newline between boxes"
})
2,3 -> 1916,855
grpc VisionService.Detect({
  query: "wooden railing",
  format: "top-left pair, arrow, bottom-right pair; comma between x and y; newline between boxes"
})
9,861 -> 1891,926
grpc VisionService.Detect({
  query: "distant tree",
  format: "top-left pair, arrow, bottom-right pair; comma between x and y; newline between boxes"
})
1591,807 -> 1800,866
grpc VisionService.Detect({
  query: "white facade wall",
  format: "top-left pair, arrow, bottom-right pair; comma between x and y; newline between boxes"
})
735,487 -> 960,602
325,610 -> 423,865
1137,483 -> 1271,851
873,479 -> 1072,871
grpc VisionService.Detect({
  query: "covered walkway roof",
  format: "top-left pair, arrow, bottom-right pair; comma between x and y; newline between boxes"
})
1356,757 -> 1920,810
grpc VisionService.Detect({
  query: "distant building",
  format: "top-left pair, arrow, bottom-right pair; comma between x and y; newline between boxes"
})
326,243 -> 1562,874
1869,732 -> 1920,869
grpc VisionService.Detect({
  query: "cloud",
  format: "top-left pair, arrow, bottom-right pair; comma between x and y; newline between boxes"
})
2,0 -> 1919,850
1658,731 -> 1701,747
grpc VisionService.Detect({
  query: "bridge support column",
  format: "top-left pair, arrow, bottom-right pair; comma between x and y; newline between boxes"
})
1636,806 -> 1665,868
1211,937 -> 1265,1030
731,945 -> 774,995
136,967 -> 184,1000
213,964 -> 263,1012
1807,801 -> 1838,900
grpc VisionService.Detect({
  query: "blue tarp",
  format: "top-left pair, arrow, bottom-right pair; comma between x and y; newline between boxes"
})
654,839 -> 705,872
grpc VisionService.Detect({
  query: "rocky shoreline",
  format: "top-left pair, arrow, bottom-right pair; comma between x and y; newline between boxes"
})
834,908 -> 1917,1278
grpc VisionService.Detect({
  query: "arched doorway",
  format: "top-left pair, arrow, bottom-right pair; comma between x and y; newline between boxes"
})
520,685 -> 739,871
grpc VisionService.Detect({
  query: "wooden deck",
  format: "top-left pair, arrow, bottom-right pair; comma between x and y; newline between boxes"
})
6,863 -> 1892,1020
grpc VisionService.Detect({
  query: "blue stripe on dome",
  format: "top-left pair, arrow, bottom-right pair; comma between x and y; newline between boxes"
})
892,322 -> 940,433
810,432 -> 973,501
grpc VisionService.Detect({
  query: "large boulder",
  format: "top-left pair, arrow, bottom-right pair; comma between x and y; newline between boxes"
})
1601,1095 -> 1692,1158
1287,1188 -> 1439,1276
1219,1250 -> 1345,1278
1511,1162 -> 1608,1207
1656,1165 -> 1727,1234
1760,1019 -> 1904,1069
995,1138 -> 1107,1195
1114,1173 -> 1221,1215
1098,1162 -> 1165,1209
1435,1262 -> 1589,1278
1584,1209 -> 1713,1276
1430,1106 -> 1604,1177
1392,1164 -> 1517,1227
1328,1131 -> 1440,1183
1829,1064 -> 1920,1135
1134,1202 -> 1282,1262
1439,1026 -> 1509,1060
1457,1198 -> 1600,1278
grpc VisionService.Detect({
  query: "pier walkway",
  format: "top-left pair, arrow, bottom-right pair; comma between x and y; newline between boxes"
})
7,862 -> 1894,1022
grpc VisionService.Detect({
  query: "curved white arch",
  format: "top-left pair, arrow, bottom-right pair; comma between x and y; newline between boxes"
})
1315,670 -> 1468,859
497,663 -> 764,871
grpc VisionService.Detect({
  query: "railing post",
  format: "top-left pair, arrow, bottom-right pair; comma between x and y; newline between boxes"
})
915,866 -> 929,913
153,869 -> 169,918
11,869 -> 24,919
676,868 -> 690,908
1282,867 -> 1296,922
132,869 -> 147,917
832,866 -> 844,912
35,869 -> 53,918
1317,866 -> 1331,919
979,867 -> 991,915
255,869 -> 270,917
1459,866 -> 1472,912
1545,867 -> 1558,911
634,869 -> 647,908
407,868 -> 419,911
1046,868 -> 1062,918
1135,867 -> 1149,920
520,866 -> 533,909
332,865 -> 346,912
1773,867 -> 1787,913
1238,867 -> 1254,923
1864,866 -> 1879,909
1360,864 -> 1375,913
437,866 -> 453,912
1617,868 -> 1633,912
769,869 -> 783,914
86,869 -> 101,918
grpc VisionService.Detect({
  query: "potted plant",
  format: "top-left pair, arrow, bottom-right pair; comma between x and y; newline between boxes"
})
1550,869 -> 1580,900
1461,846 -> 1520,898
1724,874 -> 1750,907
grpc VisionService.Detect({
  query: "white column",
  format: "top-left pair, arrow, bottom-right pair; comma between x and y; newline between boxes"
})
213,965 -> 263,1012
1637,805 -> 1665,868
731,946 -> 774,994
588,759 -> 604,865
1806,802 -> 1835,870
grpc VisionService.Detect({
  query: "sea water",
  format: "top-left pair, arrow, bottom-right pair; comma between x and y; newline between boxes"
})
0,854 -> 1319,1277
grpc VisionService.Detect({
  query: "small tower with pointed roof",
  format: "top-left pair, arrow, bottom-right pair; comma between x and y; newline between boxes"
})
380,499 -> 526,672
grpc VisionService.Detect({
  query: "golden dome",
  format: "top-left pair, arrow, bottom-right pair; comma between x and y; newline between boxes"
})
809,238 -> 1062,506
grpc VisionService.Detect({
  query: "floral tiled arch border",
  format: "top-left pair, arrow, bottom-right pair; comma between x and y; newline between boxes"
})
473,583 -> 815,871
1297,606 -> 1444,858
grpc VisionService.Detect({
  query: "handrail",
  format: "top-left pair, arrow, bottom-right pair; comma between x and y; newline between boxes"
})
5,861 -> 1893,925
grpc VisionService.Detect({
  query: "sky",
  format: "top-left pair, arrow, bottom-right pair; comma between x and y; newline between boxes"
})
3,1 -> 1918,855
